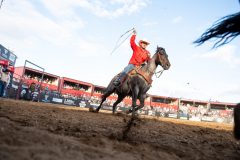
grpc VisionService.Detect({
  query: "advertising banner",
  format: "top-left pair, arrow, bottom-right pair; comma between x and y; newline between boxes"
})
0,44 -> 17,65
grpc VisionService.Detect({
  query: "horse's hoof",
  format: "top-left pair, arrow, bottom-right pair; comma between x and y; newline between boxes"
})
115,111 -> 124,116
89,107 -> 93,112
125,110 -> 131,114
133,113 -> 139,118
89,107 -> 98,113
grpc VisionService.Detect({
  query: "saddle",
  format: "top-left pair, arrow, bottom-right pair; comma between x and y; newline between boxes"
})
128,66 -> 153,84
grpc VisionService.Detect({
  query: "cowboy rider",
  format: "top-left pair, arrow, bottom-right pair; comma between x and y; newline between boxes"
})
113,29 -> 151,86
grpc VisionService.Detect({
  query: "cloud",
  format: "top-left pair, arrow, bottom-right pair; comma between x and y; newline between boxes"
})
83,0 -> 150,18
143,21 -> 158,26
0,0 -> 107,62
171,16 -> 183,24
194,44 -> 240,68
0,0 -> 84,46
1,0 -> 150,55
218,86 -> 240,103
41,0 -> 150,19
200,84 -> 240,103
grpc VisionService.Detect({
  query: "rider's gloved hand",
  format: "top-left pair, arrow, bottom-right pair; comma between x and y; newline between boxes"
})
147,52 -> 151,58
133,28 -> 137,35
141,62 -> 147,66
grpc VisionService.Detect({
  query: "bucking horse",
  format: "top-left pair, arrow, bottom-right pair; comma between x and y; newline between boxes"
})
90,46 -> 170,115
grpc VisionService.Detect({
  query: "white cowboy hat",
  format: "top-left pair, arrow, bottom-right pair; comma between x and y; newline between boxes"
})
139,38 -> 150,45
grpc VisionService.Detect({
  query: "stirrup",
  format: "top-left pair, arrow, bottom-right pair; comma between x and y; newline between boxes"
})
113,81 -> 121,86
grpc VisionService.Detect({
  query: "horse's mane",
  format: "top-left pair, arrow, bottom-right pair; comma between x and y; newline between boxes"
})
194,11 -> 240,48
141,48 -> 159,72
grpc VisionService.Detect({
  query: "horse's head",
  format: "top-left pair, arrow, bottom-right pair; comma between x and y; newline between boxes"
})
155,46 -> 171,70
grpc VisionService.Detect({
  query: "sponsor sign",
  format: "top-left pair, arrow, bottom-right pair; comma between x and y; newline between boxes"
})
102,105 -> 112,110
0,45 -> 17,65
63,98 -> 76,106
9,53 -> 17,65
79,100 -> 87,107
1,48 -> 9,59
201,116 -> 214,122
89,102 -> 99,108
168,113 -> 178,118
52,97 -> 63,103
189,116 -> 201,121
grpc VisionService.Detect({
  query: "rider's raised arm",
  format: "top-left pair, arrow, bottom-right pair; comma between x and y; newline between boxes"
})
130,33 -> 137,51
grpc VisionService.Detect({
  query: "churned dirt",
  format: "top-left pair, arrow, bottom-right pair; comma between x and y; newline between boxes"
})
0,98 -> 239,160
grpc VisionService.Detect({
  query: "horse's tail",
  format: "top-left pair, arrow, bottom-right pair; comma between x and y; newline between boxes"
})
99,74 -> 119,100
105,74 -> 119,90
234,103 -> 240,140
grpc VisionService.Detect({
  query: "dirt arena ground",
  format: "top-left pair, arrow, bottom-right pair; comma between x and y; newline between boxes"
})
0,98 -> 239,160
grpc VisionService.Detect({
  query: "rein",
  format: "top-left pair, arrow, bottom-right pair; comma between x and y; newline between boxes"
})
147,66 -> 164,78
154,69 -> 164,78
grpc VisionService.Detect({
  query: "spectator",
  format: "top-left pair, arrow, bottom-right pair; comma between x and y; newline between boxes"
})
0,64 -> 3,97
4,65 -> 14,97
29,83 -> 36,93
0,60 -> 10,97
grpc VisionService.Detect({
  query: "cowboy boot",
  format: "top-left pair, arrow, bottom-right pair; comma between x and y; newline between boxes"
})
113,72 -> 127,86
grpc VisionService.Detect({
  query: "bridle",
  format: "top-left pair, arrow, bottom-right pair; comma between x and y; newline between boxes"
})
154,49 -> 167,78
146,50 -> 165,78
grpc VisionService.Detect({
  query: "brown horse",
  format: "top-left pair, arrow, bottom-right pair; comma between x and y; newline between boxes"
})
194,2 -> 240,139
193,11 -> 240,48
234,104 -> 240,140
92,46 -> 170,115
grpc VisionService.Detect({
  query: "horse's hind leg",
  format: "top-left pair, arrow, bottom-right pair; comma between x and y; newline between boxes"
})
96,89 -> 115,112
112,95 -> 125,114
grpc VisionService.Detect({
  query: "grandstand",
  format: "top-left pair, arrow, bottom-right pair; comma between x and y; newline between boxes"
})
59,77 -> 92,98
14,66 -> 60,91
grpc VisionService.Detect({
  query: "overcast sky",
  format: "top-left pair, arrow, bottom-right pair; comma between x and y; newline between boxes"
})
0,0 -> 240,103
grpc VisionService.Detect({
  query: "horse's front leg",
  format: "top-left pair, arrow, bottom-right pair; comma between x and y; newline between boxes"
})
95,88 -> 114,112
135,94 -> 146,112
128,87 -> 139,116
125,97 -> 137,115
95,98 -> 105,112
128,100 -> 137,116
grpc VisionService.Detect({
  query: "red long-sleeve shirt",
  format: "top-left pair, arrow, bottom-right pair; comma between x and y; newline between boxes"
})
128,35 -> 150,66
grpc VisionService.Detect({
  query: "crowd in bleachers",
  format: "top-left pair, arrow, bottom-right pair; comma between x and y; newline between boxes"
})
63,83 -> 89,91
178,103 -> 233,123
23,74 -> 58,86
